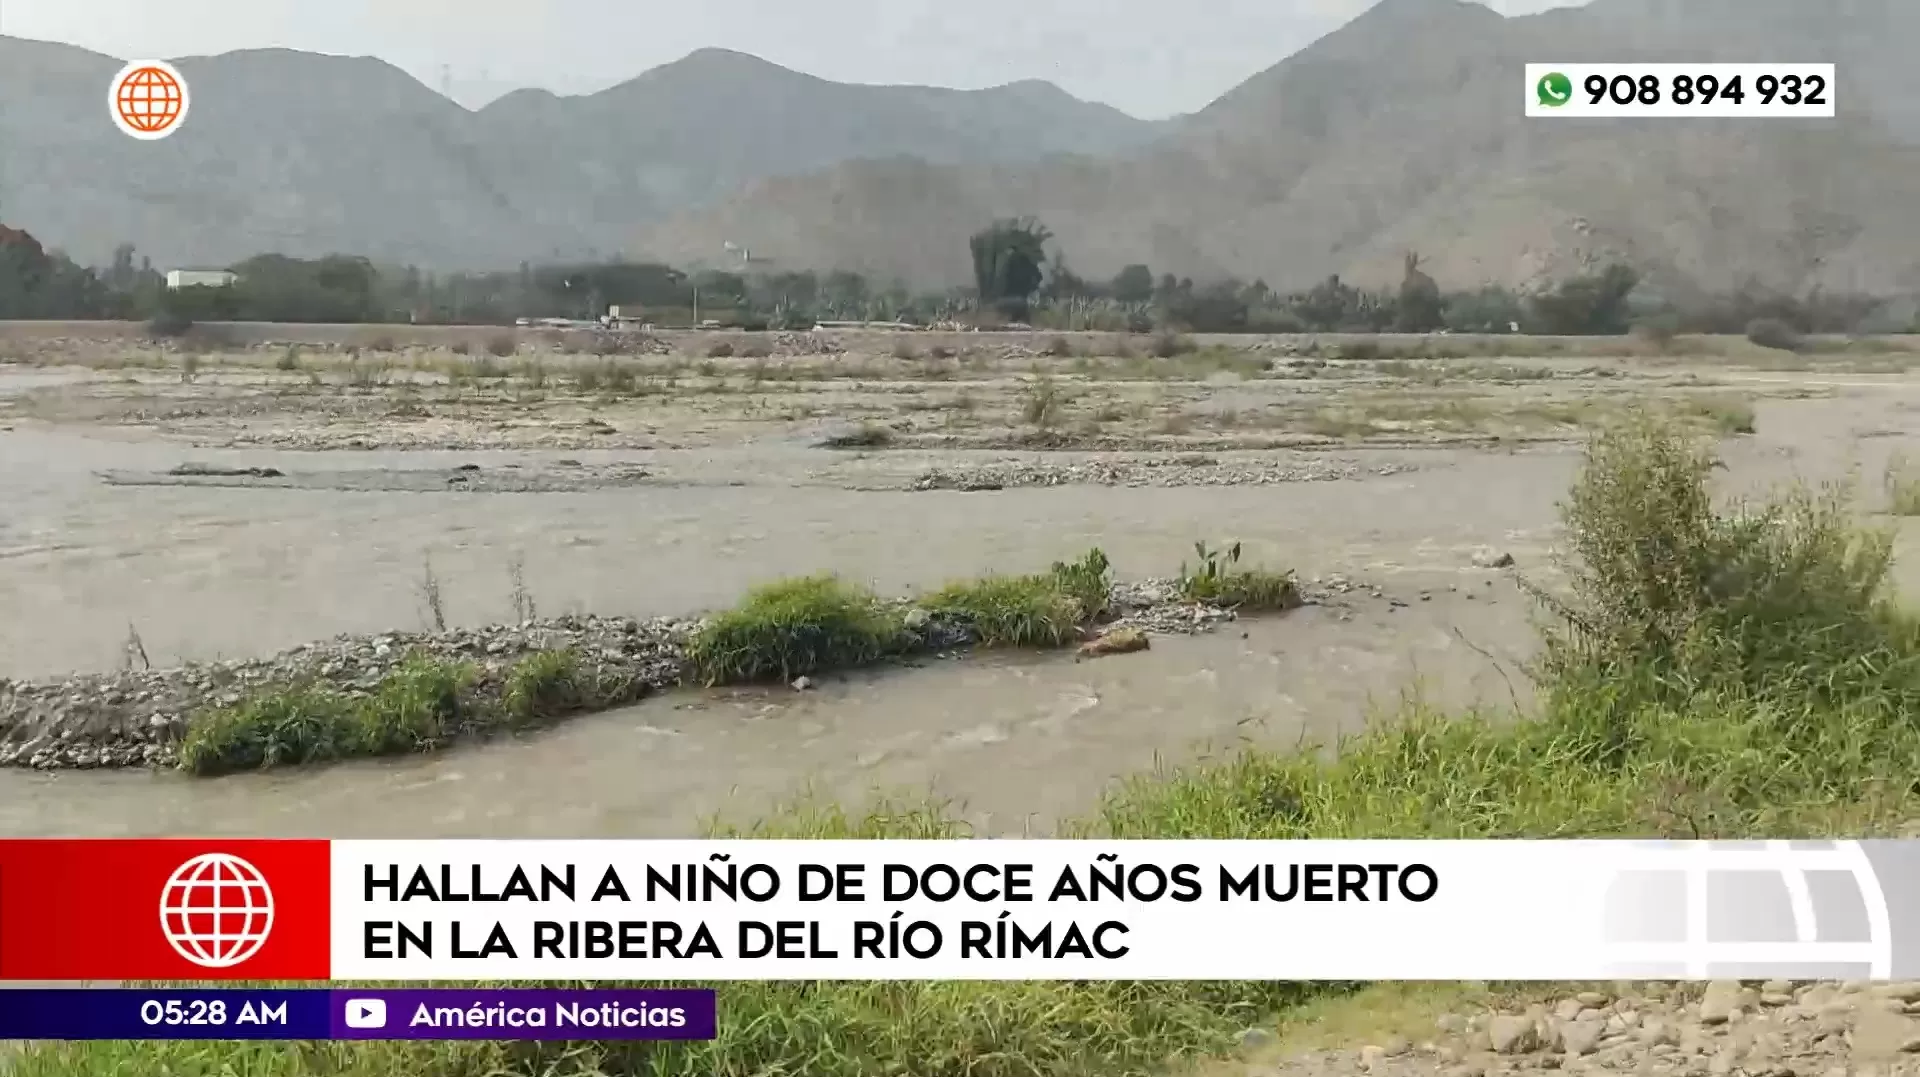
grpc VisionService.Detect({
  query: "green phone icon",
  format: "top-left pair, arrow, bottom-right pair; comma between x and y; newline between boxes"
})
1536,72 -> 1573,107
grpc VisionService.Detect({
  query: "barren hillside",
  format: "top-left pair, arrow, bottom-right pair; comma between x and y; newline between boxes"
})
0,39 -> 1158,270
634,0 -> 1920,293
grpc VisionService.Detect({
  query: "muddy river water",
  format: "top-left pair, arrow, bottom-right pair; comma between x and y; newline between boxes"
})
1,380 -> 1912,839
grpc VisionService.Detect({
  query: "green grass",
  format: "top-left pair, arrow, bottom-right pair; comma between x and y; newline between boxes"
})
59,418 -> 1920,1076
684,575 -> 908,685
175,651 -> 632,777
923,574 -> 1084,646
1177,542 -> 1301,611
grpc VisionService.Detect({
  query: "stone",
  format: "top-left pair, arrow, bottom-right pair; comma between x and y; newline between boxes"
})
1700,981 -> 1754,1025
1562,1020 -> 1608,1057
902,608 -> 931,630
1472,547 -> 1516,569
1237,1027 -> 1278,1053
1491,1016 -> 1543,1055
1079,627 -> 1150,658
790,676 -> 814,691
1849,1009 -> 1920,1059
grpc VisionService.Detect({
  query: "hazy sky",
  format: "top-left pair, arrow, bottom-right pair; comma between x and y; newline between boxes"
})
2,0 -> 1579,118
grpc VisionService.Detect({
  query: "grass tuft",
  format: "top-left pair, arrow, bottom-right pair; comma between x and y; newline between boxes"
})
1886,452 -> 1920,516
177,655 -> 477,776
924,575 -> 1083,647
1178,541 -> 1301,611
686,576 -> 906,686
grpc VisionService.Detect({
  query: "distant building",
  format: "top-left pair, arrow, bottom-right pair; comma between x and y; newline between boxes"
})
165,269 -> 237,290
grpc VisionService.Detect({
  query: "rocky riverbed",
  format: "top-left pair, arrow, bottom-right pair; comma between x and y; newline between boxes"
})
1250,981 -> 1920,1077
908,457 -> 1419,491
0,578 -> 1320,771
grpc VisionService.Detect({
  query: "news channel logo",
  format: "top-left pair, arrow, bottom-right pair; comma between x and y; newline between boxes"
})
1599,840 -> 1920,979
108,60 -> 190,140
159,852 -> 275,969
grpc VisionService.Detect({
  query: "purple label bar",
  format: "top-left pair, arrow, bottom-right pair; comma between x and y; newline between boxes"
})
328,988 -> 716,1041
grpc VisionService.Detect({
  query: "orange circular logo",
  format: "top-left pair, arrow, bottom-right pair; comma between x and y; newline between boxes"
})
108,60 -> 190,140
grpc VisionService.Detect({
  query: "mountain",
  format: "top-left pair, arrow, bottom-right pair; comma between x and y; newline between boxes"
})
632,0 -> 1920,295
0,39 -> 1160,270
9,1 -> 1920,295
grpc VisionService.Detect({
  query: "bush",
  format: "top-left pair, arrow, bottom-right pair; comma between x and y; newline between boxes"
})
890,340 -> 920,360
1177,541 -> 1301,611
1745,317 -> 1804,352
1530,418 -> 1913,731
739,340 -> 772,359
686,576 -> 907,686
1020,377 -> 1064,428
484,332 -> 517,358
707,341 -> 736,358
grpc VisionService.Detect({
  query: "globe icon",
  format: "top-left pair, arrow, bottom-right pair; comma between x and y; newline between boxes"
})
110,63 -> 188,139
159,853 -> 275,969
1599,840 -> 1896,980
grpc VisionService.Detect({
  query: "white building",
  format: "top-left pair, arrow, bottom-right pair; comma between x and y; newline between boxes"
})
164,269 -> 237,290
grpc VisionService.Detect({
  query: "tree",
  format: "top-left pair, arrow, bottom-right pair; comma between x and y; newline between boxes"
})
1530,264 -> 1640,335
1395,252 -> 1444,332
1110,264 -> 1154,304
1045,250 -> 1091,299
968,217 -> 1051,318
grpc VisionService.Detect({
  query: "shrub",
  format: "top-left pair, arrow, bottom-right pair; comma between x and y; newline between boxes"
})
1020,377 -> 1064,428
707,341 -> 735,358
1745,317 -> 1804,352
686,576 -> 906,686
1530,417 -> 1912,729
740,340 -> 772,359
1043,335 -> 1075,357
891,340 -> 920,360
1048,547 -> 1114,622
1178,541 -> 1301,611
484,333 -> 517,358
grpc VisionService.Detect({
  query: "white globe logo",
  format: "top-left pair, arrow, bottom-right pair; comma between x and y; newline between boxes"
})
159,853 -> 275,969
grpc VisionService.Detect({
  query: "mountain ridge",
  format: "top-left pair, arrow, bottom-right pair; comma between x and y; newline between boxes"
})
0,35 -> 1160,269
6,0 -> 1919,295
630,0 -> 1920,294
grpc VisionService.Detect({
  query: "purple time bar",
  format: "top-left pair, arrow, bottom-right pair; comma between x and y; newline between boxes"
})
329,988 -> 716,1041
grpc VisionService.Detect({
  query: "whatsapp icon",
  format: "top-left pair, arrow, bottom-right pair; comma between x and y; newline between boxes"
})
1536,71 -> 1573,107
